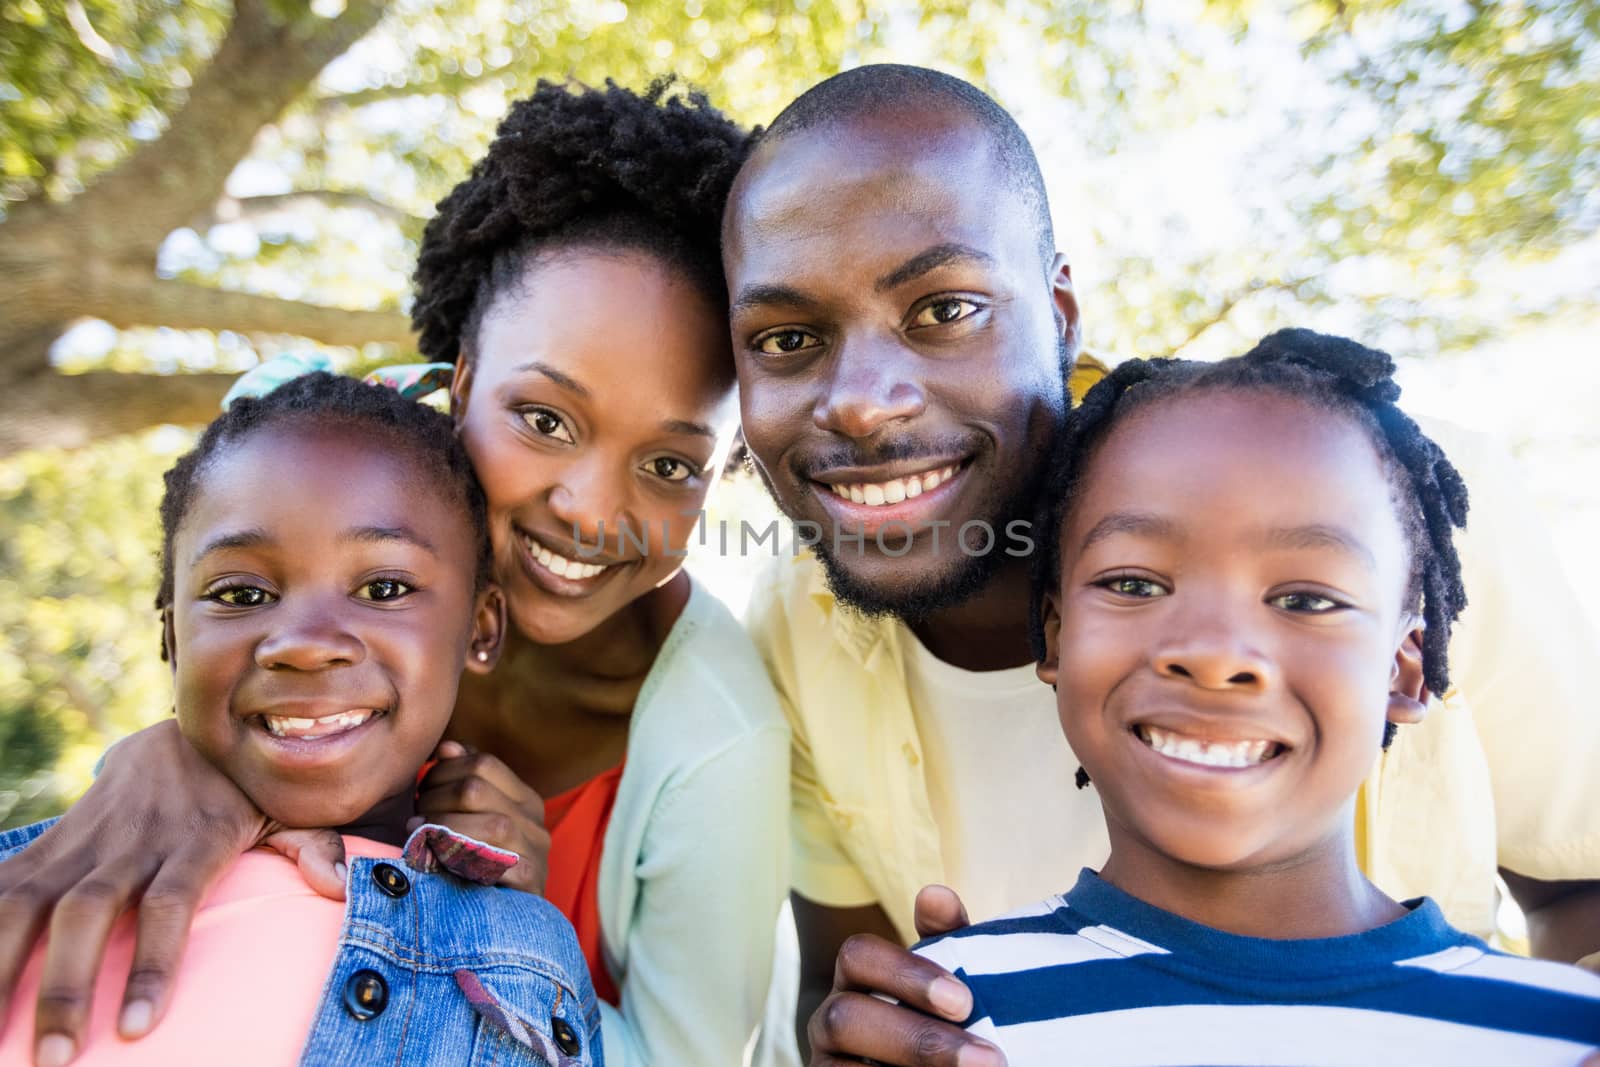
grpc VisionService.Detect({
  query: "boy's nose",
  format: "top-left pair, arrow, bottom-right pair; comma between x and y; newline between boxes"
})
255,608 -> 365,670
1153,628 -> 1276,692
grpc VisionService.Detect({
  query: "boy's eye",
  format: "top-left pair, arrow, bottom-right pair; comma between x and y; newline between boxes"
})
210,585 -> 273,607
521,407 -> 574,443
1270,591 -> 1342,613
357,578 -> 413,601
911,298 -> 980,328
755,328 -> 820,356
1099,576 -> 1169,598
645,456 -> 696,482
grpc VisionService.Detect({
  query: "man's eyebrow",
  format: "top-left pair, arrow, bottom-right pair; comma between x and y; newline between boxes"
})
191,528 -> 270,566
730,283 -> 821,315
661,418 -> 716,440
1080,512 -> 1180,553
875,243 -> 995,293
342,525 -> 437,555
511,360 -> 590,399
1261,524 -> 1375,569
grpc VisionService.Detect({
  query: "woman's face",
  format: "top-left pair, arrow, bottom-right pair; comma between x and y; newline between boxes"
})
452,248 -> 740,645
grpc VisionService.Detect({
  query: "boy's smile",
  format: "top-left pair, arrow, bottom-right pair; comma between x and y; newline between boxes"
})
1039,390 -> 1425,879
167,424 -> 495,830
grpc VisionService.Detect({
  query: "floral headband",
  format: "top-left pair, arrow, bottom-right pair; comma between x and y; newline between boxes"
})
220,353 -> 455,410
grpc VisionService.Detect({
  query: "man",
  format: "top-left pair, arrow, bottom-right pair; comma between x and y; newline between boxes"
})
722,65 -> 1600,1065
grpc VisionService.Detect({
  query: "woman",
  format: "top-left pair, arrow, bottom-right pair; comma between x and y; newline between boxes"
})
0,80 -> 787,1067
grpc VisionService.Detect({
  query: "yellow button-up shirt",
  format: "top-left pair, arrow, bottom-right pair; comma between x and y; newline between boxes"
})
746,358 -> 1600,943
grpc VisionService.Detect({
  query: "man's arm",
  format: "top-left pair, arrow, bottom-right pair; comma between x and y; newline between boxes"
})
792,890 -> 1003,1066
1500,870 -> 1600,970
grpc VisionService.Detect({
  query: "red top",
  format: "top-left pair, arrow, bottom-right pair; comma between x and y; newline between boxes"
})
543,762 -> 625,1005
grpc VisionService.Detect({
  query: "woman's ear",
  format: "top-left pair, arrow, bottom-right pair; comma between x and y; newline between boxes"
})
1387,625 -> 1429,726
448,351 -> 473,425
465,582 -> 507,675
1035,592 -> 1063,688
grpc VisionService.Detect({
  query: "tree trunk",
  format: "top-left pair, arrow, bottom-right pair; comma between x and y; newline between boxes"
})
0,371 -> 241,455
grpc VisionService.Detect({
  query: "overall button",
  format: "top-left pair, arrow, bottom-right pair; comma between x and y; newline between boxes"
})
552,1017 -> 582,1056
372,862 -> 410,898
343,970 -> 389,1020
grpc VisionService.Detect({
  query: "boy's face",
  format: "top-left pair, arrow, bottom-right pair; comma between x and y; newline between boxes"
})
167,424 -> 500,829
1038,390 -> 1424,873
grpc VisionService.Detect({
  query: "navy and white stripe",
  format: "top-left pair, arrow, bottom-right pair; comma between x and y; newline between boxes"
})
915,870 -> 1600,1066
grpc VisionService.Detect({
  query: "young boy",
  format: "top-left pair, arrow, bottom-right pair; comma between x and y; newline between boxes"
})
916,331 -> 1600,1065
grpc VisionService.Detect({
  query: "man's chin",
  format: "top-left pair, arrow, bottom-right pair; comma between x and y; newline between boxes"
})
812,538 -> 1005,622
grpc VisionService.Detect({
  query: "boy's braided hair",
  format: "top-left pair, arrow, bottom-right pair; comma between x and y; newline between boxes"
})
1029,330 -> 1470,729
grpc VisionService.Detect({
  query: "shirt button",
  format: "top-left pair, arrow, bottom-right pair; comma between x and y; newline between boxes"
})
552,1017 -> 582,1056
372,862 -> 410,898
342,969 -> 389,1020
901,742 -> 920,766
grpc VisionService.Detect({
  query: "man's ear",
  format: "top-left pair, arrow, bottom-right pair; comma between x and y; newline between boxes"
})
1048,253 -> 1082,362
1387,625 -> 1429,726
465,582 -> 507,675
448,351 -> 473,425
161,607 -> 177,671
1035,592 -> 1063,688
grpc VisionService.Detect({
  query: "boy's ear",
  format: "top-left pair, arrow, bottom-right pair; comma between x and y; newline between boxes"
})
465,582 -> 507,675
448,352 -> 473,425
161,607 -> 177,671
1387,625 -> 1429,726
1035,592 -> 1063,688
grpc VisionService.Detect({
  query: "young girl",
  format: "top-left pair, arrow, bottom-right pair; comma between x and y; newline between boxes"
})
0,372 -> 602,1066
0,81 -> 787,1067
917,330 -> 1600,1064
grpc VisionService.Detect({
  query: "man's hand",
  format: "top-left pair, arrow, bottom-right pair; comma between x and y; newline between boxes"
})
800,886 -> 1006,1066
0,720 -> 345,1066
413,741 -> 550,895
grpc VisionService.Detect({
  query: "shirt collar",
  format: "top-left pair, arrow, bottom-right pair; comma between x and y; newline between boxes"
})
804,550 -> 904,671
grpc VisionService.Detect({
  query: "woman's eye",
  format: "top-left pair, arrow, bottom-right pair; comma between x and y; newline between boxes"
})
911,299 -> 979,328
646,457 -> 695,482
756,329 -> 820,356
357,578 -> 413,601
1271,591 -> 1341,613
1100,576 -> 1168,598
522,408 -> 574,443
211,585 -> 272,607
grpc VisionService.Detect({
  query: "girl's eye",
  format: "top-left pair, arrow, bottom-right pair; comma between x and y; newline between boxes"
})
210,585 -> 273,607
522,408 -> 574,444
645,456 -> 696,482
357,578 -> 413,601
1099,576 -> 1169,599
1270,591 -> 1342,613
911,298 -> 980,328
756,329 -> 821,356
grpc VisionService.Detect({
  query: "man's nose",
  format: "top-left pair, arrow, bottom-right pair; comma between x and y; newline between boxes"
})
813,333 -> 927,439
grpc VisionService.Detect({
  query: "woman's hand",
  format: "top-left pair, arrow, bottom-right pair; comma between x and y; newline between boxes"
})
0,719 -> 346,1065
413,741 -> 551,895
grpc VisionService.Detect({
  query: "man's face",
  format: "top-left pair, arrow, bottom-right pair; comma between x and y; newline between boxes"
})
723,107 -> 1078,616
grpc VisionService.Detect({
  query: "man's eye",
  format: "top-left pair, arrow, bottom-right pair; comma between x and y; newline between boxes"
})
521,408 -> 574,443
756,329 -> 820,356
1100,576 -> 1168,598
645,456 -> 695,482
357,578 -> 413,601
211,585 -> 272,607
911,299 -> 979,327
1270,591 -> 1341,613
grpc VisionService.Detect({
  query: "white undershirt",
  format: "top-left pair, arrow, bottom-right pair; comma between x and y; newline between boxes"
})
902,627 -> 1111,924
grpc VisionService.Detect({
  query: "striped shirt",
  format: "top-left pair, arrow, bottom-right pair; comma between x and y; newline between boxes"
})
915,870 -> 1600,1066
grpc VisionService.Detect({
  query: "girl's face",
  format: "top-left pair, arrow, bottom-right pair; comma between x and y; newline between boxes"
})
1038,390 -> 1425,874
168,424 -> 501,829
452,249 -> 740,646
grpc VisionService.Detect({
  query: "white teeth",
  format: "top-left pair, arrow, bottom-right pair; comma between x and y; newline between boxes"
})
525,536 -> 609,580
1140,725 -> 1276,769
264,708 -> 375,740
828,465 -> 960,507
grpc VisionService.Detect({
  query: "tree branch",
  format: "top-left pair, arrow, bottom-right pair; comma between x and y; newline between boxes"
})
85,277 -> 415,348
313,67 -> 506,113
1163,276 -> 1311,355
0,370 -> 241,455
223,190 -> 427,227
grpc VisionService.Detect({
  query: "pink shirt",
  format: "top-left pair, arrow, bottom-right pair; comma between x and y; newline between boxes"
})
0,837 -> 399,1065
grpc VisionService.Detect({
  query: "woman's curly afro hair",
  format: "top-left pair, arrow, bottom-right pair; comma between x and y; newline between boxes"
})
411,77 -> 756,367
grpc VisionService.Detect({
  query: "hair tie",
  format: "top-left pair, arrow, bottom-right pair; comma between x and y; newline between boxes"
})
221,356 -> 455,412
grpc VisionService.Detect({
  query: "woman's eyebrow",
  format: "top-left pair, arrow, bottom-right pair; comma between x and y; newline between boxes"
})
661,417 -> 715,439
512,360 -> 589,398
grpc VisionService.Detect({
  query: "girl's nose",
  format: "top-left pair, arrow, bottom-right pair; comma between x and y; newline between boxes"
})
254,603 -> 365,671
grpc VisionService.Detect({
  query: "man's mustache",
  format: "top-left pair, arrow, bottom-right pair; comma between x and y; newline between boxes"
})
794,433 -> 982,480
